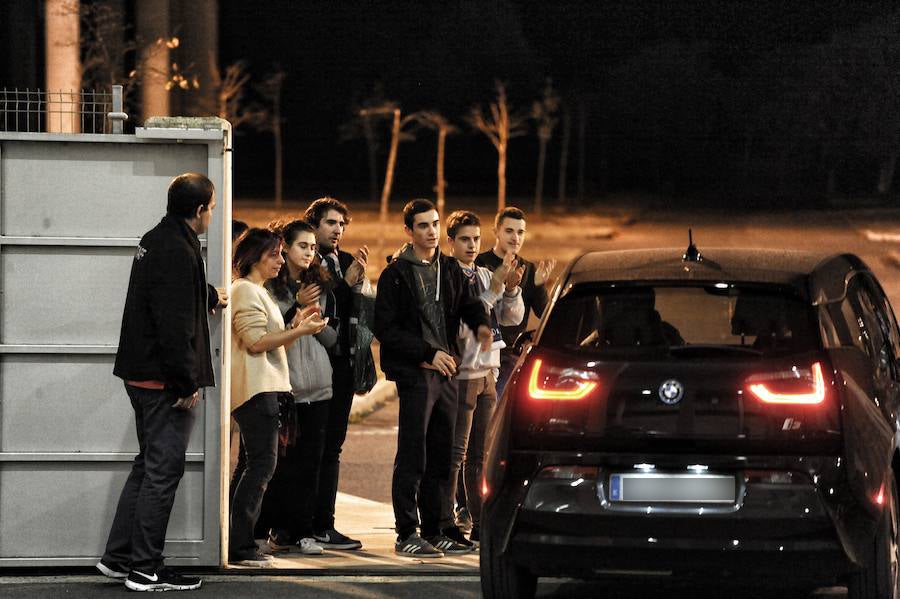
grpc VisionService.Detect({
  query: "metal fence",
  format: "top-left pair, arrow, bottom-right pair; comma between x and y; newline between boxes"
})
0,86 -> 127,134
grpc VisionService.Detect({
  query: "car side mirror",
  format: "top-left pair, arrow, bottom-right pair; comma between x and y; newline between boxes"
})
514,329 -> 535,354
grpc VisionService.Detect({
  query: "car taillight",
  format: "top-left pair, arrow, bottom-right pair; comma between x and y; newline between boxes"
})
527,358 -> 599,401
745,362 -> 827,405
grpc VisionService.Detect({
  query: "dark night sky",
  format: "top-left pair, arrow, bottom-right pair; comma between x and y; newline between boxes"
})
213,1 -> 900,203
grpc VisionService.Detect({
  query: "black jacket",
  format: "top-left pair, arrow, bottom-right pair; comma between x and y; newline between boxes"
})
374,250 -> 490,382
113,215 -> 216,397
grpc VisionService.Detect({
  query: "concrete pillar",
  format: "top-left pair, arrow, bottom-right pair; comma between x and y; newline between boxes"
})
45,0 -> 81,133
137,0 -> 171,120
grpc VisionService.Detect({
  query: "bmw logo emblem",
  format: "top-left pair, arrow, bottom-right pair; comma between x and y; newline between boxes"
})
658,380 -> 684,405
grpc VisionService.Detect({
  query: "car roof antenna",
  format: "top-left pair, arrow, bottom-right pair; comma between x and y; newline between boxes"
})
683,228 -> 702,262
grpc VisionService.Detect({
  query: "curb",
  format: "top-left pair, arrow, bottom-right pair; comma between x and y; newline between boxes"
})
349,378 -> 397,423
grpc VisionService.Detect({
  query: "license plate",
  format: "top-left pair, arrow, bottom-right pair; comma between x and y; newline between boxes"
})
608,473 -> 736,503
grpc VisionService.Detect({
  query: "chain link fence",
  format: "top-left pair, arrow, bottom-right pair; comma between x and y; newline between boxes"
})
0,86 -> 127,134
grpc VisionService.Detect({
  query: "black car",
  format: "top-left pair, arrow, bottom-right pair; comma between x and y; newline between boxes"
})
480,247 -> 900,599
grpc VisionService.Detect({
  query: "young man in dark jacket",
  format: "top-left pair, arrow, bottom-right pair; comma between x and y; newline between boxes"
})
476,206 -> 556,397
375,199 -> 492,558
299,197 -> 370,551
98,173 -> 225,592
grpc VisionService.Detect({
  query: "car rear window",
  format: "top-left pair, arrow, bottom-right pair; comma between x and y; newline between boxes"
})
540,285 -> 818,357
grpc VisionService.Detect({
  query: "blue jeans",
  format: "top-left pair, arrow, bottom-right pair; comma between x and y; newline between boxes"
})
102,384 -> 196,571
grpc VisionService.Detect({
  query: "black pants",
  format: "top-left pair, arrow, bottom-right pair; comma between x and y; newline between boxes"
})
102,385 -> 195,572
314,355 -> 354,533
263,400 -> 330,539
393,370 -> 458,539
230,392 -> 280,560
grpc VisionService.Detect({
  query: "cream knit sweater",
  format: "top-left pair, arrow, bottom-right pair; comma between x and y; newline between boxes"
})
230,278 -> 291,412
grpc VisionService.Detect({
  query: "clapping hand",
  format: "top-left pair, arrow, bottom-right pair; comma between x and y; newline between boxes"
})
296,283 -> 322,307
534,259 -> 557,287
291,304 -> 329,336
490,251 -> 519,294
344,245 -> 369,286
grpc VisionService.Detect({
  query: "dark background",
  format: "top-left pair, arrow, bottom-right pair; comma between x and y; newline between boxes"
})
4,1 -> 900,206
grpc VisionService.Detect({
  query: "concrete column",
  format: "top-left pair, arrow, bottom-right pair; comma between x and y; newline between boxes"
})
137,0 -> 170,120
45,0 -> 81,133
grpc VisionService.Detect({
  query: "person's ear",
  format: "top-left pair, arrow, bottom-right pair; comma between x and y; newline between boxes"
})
195,203 -> 204,220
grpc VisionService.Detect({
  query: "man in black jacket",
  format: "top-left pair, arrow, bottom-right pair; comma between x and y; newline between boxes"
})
98,173 -> 225,592
476,206 -> 555,397
302,197 -> 370,551
375,199 -> 492,558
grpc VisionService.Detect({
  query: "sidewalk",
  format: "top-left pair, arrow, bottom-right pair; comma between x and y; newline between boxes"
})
230,492 -> 478,573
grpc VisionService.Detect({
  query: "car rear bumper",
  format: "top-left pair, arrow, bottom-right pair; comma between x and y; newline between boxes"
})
485,452 -> 858,583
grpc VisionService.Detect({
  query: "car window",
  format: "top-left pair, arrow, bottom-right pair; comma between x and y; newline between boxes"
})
848,277 -> 892,382
540,285 -> 818,357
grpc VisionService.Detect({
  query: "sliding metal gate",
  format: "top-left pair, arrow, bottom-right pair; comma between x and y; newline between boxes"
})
0,121 -> 231,566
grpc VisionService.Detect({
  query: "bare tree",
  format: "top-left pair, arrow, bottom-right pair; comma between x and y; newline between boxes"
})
339,83 -> 390,203
531,78 -> 560,215
468,81 -> 529,211
359,104 -> 421,225
411,111 -> 458,218
254,69 -> 287,207
207,56 -> 252,128
557,101 -> 571,204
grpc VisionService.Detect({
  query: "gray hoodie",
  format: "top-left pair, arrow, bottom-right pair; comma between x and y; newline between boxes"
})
266,281 -> 336,404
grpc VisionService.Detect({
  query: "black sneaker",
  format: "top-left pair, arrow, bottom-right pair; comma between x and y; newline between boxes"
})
124,567 -> 201,592
267,528 -> 296,552
469,525 -> 480,545
313,528 -> 362,550
442,526 -> 476,550
425,533 -> 475,555
394,532 -> 444,558
96,559 -> 128,579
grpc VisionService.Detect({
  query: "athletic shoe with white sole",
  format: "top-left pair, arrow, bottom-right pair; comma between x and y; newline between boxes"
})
313,528 -> 362,550
298,537 -> 324,555
96,559 -> 129,579
394,533 -> 444,558
425,533 -> 475,555
124,567 -> 201,592
231,552 -> 276,568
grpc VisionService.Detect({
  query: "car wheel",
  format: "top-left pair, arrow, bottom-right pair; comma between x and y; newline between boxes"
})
480,527 -> 537,599
849,472 -> 899,599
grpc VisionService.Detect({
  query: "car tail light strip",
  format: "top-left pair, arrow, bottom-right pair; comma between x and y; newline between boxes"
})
746,362 -> 827,405
528,358 -> 599,401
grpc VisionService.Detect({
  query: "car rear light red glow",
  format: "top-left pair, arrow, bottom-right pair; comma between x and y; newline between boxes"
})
746,362 -> 827,405
527,358 -> 599,401
875,483 -> 885,506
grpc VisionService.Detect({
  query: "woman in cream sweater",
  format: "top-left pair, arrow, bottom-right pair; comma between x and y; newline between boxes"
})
229,228 -> 327,566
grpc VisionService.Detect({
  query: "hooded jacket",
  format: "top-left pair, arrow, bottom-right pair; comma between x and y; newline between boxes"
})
374,244 -> 491,383
113,215 -> 216,397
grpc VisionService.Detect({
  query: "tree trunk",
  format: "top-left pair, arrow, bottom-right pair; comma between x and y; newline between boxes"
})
557,105 -> 571,205
497,144 -> 507,211
534,137 -> 548,215
576,96 -> 587,205
877,150 -> 897,196
179,0 -> 218,117
45,0 -> 81,133
136,0 -> 170,121
435,126 -> 448,218
273,90 -> 283,208
380,109 -> 401,225
363,116 -> 378,204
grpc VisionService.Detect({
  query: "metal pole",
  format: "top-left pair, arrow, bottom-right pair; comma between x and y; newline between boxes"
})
107,85 -> 128,134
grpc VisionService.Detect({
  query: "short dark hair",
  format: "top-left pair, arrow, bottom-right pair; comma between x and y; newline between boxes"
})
231,220 -> 248,242
232,228 -> 281,279
403,198 -> 437,229
304,197 -> 351,228
446,210 -> 481,239
167,173 -> 215,219
494,206 -> 526,230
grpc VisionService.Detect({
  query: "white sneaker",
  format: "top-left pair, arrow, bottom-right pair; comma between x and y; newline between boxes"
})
298,537 -> 324,555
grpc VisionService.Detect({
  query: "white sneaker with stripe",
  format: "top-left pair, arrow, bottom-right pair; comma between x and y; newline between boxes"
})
394,533 -> 444,558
